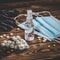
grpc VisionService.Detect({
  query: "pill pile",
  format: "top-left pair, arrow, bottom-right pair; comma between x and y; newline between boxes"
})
0,35 -> 29,51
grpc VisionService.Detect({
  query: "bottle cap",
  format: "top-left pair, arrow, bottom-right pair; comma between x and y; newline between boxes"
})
27,10 -> 32,18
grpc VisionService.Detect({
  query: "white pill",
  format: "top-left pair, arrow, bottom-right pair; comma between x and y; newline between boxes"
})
10,44 -> 14,48
24,45 -> 29,49
10,33 -> 13,36
43,38 -> 47,42
6,36 -> 10,39
37,36 -> 42,39
7,40 -> 12,44
3,40 -> 7,43
38,39 -> 41,40
12,41 -> 15,44
3,34 -> 6,37
14,45 -> 17,49
19,45 -> 25,50
0,36 -> 3,38
37,37 -> 40,39
16,41 -> 21,45
5,43 -> 10,47
17,28 -> 20,30
16,36 -> 21,40
1,43 -> 5,46
21,39 -> 25,42
12,36 -> 17,41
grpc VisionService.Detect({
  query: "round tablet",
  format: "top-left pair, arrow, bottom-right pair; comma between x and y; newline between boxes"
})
7,40 -> 12,44
3,34 -> 6,37
0,36 -> 3,38
6,36 -> 10,39
19,45 -> 25,50
48,45 -> 50,48
43,38 -> 47,42
12,36 -> 17,41
10,33 -> 13,36
3,40 -> 7,43
17,28 -> 20,31
1,43 -> 5,46
10,44 -> 14,48
16,36 -> 21,40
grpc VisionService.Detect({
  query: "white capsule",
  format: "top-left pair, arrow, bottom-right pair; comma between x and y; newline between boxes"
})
38,39 -> 41,41
10,33 -> 13,36
24,43 -> 29,47
12,41 -> 15,44
0,36 -> 3,38
14,45 -> 18,49
18,45 -> 25,50
21,39 -> 25,42
22,42 -> 25,44
3,40 -> 8,43
7,40 -> 12,44
12,36 -> 17,41
16,41 -> 21,45
18,39 -> 22,41
5,43 -> 10,47
10,44 -> 14,48
24,45 -> 29,49
3,34 -> 6,37
16,36 -> 21,40
43,38 -> 47,42
1,43 -> 5,46
6,36 -> 10,39
17,28 -> 20,31
21,39 -> 24,41
37,36 -> 42,39
37,37 -> 40,39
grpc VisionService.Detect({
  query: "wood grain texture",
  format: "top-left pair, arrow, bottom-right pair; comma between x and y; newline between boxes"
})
0,2 -> 60,60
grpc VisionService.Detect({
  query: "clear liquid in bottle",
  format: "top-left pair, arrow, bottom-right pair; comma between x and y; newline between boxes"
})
25,10 -> 34,41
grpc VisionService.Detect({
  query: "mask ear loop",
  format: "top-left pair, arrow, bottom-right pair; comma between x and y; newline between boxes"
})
54,38 -> 60,43
41,11 -> 51,16
33,11 -> 51,17
14,14 -> 27,20
14,14 -> 27,25
32,12 -> 43,17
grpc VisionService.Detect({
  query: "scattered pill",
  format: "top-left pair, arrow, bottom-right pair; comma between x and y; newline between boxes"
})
43,38 -> 47,42
3,40 -> 7,43
53,44 -> 56,47
48,45 -> 50,48
0,36 -> 3,38
3,34 -> 6,37
17,28 -> 20,31
10,33 -> 13,36
6,36 -> 10,39
1,43 -> 5,46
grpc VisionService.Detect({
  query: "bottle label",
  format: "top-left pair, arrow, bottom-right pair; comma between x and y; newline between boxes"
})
25,28 -> 34,41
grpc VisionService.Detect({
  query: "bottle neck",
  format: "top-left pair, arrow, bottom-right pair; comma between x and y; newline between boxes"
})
26,16 -> 33,23
26,10 -> 33,23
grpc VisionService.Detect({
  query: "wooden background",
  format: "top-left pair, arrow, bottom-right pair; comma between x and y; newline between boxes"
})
0,1 -> 60,60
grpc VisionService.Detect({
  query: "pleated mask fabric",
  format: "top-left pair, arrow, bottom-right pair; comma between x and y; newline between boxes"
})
18,16 -> 60,41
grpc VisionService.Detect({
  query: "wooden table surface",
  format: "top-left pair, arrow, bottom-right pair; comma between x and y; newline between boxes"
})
0,3 -> 60,60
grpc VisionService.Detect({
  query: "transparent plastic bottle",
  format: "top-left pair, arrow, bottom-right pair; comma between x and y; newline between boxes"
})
25,10 -> 34,41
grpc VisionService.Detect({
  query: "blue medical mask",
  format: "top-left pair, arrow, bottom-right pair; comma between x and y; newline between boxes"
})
35,17 -> 60,37
18,15 -> 60,41
41,16 -> 60,32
